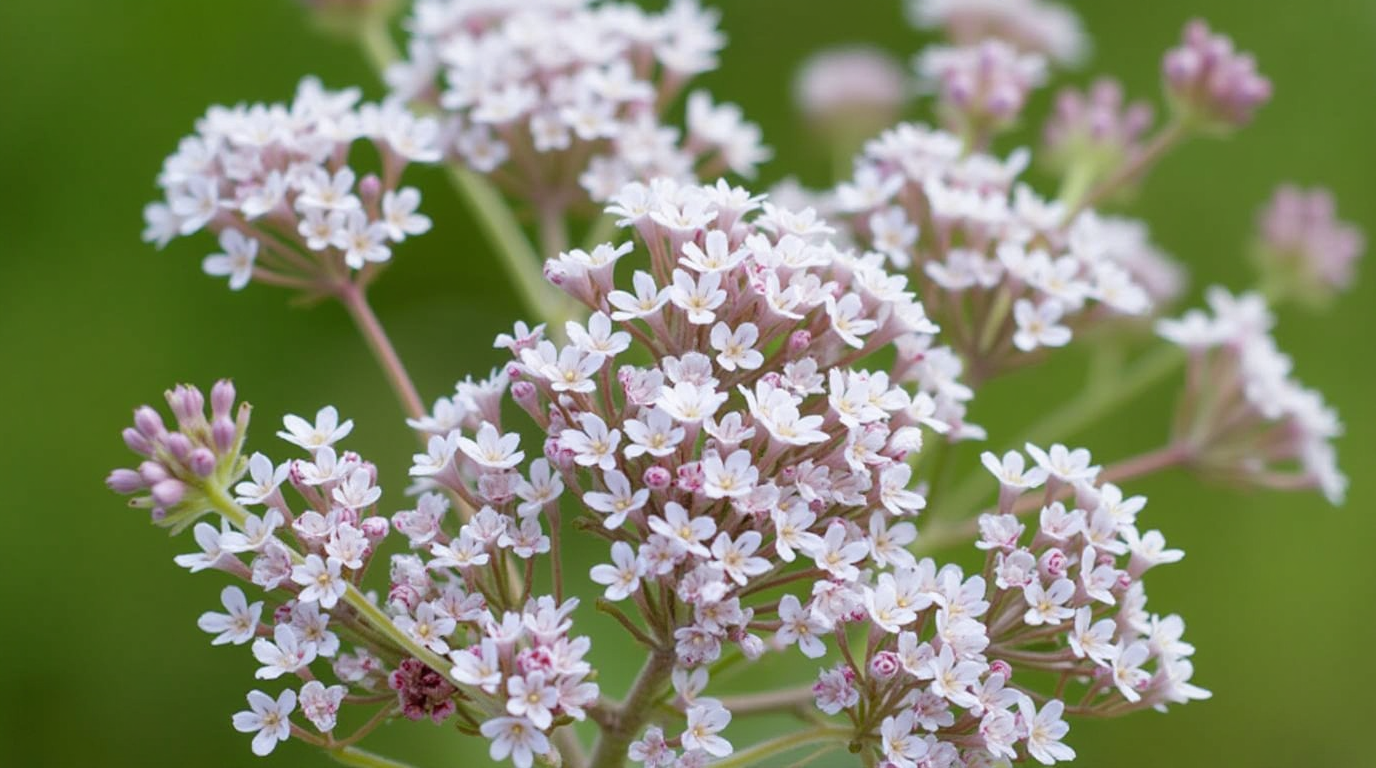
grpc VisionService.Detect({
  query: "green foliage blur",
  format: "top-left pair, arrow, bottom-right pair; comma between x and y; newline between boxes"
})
2,0 -> 1373,766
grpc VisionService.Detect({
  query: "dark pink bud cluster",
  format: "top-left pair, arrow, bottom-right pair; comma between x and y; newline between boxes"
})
106,379 -> 249,531
387,658 -> 458,724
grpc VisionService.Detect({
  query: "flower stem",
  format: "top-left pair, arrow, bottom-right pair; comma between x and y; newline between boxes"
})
357,18 -> 400,73
704,726 -> 854,768
588,648 -> 677,768
1068,119 -> 1191,218
330,746 -> 420,768
444,164 -> 575,329
337,282 -> 426,421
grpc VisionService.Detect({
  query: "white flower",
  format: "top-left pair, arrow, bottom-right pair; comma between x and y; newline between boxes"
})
709,322 -> 764,371
624,408 -> 685,458
608,271 -> 670,321
252,624 -> 318,680
775,594 -> 828,658
656,381 -> 727,424
669,269 -> 727,325
1012,298 -> 1072,352
561,413 -> 622,471
1022,577 -> 1076,626
380,187 -> 432,242
332,210 -> 391,269
394,601 -> 456,655
567,312 -> 632,357
1068,606 -> 1117,665
331,467 -> 381,510
232,688 -> 296,756
803,523 -> 869,581
590,541 -> 645,601
515,458 -> 564,517
681,230 -> 747,273
1110,640 -> 1152,702
298,680 -> 346,732
506,672 -> 560,730
451,639 -> 502,693
648,502 -> 716,558
220,508 -> 285,553
825,293 -> 877,348
202,229 -> 257,290
292,554 -> 347,609
583,469 -> 649,529
701,450 -> 758,499
457,422 -> 525,470
234,452 -> 288,505
197,586 -> 263,646
710,531 -> 770,586
278,405 -> 353,452
1025,442 -> 1100,483
980,450 -> 1048,489
681,702 -> 733,757
1019,697 -> 1076,765
880,710 -> 928,768
480,716 -> 550,768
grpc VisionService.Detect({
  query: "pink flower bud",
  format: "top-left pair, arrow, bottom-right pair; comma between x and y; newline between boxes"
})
273,603 -> 294,624
151,478 -> 187,507
212,416 -> 237,453
166,384 -> 205,425
358,173 -> 382,202
870,651 -> 901,680
133,406 -> 166,439
139,460 -> 170,485
643,465 -> 672,490
188,447 -> 217,477
990,659 -> 1013,679
787,330 -> 812,355
105,468 -> 146,494
122,427 -> 153,456
361,516 -> 390,542
1040,547 -> 1068,578
210,379 -> 236,420
163,432 -> 193,461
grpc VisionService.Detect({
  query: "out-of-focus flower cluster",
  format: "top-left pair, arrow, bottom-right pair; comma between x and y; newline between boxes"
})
1158,288 -> 1346,503
142,77 -> 439,293
385,0 -> 768,209
906,0 -> 1087,67
1254,185 -> 1365,303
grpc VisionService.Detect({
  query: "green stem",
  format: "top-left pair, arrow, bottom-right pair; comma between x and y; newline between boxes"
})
337,282 -> 426,421
588,649 -> 677,768
330,746 -> 420,768
358,19 -> 401,73
444,164 -> 574,329
705,726 -> 854,768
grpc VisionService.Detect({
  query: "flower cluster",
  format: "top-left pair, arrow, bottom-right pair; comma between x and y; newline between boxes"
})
793,443 -> 1205,767
1157,288 -> 1347,504
916,39 -> 1047,140
832,123 -> 1176,380
1253,184 -> 1365,302
1041,78 -> 1154,190
1162,19 -> 1272,131
141,77 -> 439,292
385,0 -> 768,208
906,0 -> 1087,67
109,392 -> 600,762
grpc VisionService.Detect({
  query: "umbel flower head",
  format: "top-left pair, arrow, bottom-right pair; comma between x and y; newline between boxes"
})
1252,184 -> 1365,305
906,0 -> 1088,67
394,178 -> 1207,765
385,0 -> 769,209
141,76 -> 440,293
831,121 -> 1179,382
1157,288 -> 1347,504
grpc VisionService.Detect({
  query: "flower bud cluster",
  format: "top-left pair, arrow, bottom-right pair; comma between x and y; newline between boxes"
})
1254,184 -> 1365,302
385,0 -> 768,208
833,124 -> 1177,379
1157,288 -> 1347,504
1042,79 -> 1154,187
141,77 -> 439,292
1162,19 -> 1272,131
906,0 -> 1087,67
107,381 -> 249,532
916,40 -> 1047,139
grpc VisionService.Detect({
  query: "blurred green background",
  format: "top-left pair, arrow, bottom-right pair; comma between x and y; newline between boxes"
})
2,0 -> 1373,766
